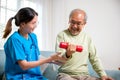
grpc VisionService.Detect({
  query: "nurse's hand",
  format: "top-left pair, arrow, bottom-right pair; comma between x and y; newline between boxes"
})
50,52 -> 67,65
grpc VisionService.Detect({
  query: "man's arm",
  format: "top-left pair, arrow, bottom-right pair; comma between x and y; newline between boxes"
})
88,38 -> 113,80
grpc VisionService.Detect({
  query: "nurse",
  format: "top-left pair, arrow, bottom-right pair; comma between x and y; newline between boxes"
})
2,7 -> 65,80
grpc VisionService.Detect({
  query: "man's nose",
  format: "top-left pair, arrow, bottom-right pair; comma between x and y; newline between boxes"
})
73,23 -> 78,28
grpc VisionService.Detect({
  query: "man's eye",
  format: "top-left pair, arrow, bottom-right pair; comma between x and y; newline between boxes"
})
72,22 -> 76,24
77,23 -> 81,25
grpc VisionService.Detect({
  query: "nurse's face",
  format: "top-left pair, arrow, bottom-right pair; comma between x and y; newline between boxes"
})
22,15 -> 38,34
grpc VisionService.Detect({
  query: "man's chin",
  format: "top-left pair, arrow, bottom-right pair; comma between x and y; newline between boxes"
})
68,29 -> 80,36
71,32 -> 79,36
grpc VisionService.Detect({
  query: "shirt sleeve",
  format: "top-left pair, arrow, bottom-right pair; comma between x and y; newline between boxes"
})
88,38 -> 107,77
10,38 -> 26,64
55,32 -> 71,59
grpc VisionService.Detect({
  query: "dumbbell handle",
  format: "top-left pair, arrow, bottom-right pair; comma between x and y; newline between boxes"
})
59,42 -> 83,52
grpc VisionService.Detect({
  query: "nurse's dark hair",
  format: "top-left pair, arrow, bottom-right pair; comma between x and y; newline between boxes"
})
2,7 -> 38,38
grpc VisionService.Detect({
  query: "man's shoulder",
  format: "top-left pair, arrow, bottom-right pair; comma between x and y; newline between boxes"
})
82,31 -> 91,38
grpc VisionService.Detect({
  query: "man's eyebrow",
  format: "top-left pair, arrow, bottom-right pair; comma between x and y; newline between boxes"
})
71,20 -> 82,23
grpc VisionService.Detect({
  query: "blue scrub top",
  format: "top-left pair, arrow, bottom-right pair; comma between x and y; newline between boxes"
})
4,31 -> 48,80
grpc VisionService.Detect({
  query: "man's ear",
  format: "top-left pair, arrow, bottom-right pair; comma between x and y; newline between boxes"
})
84,21 -> 86,25
68,19 -> 71,24
68,20 -> 70,24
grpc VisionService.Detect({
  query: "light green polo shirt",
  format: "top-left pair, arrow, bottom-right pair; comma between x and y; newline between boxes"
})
55,29 -> 107,77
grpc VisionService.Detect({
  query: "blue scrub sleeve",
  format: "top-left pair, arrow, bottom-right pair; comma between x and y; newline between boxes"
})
10,38 -> 26,64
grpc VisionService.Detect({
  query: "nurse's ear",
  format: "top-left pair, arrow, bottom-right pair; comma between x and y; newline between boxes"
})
20,22 -> 26,28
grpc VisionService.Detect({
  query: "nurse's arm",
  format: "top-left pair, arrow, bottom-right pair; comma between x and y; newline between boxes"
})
18,53 -> 66,70
18,57 -> 53,70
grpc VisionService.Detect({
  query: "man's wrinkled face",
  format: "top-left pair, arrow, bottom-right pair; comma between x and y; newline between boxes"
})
68,12 -> 86,36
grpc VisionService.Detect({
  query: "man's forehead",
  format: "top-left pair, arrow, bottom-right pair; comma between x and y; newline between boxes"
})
70,13 -> 84,22
71,12 -> 84,17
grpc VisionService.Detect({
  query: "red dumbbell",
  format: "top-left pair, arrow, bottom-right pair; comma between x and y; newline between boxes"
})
59,42 -> 83,52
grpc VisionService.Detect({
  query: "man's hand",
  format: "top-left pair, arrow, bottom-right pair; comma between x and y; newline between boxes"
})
101,76 -> 114,80
66,43 -> 76,58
